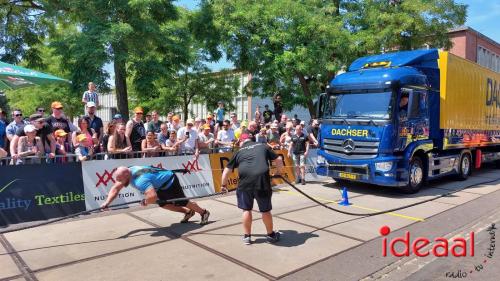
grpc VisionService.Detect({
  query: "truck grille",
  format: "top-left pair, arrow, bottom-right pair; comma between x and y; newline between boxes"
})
323,138 -> 379,159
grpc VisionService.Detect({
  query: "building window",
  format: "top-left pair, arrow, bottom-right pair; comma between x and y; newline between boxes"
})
477,45 -> 500,73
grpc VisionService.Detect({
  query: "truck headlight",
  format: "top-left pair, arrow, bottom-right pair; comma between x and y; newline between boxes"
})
375,161 -> 393,172
317,155 -> 326,165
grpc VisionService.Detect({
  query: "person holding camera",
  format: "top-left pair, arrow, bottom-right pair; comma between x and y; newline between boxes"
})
177,119 -> 200,157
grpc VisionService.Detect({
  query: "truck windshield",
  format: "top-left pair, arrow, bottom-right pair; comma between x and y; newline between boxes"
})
323,91 -> 393,119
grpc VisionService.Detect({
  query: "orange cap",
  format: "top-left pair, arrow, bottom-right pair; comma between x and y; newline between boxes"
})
54,129 -> 68,137
51,101 -> 63,109
133,107 -> 143,114
77,134 -> 87,142
202,124 -> 211,130
172,115 -> 180,121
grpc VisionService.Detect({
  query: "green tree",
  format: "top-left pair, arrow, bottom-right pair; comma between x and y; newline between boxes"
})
1,0 -> 186,119
197,0 -> 466,118
129,8 -> 240,121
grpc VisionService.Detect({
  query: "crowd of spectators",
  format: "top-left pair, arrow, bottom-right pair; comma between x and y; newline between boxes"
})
0,89 -> 320,168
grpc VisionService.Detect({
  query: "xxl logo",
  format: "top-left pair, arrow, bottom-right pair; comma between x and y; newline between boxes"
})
95,168 -> 117,188
182,159 -> 202,174
95,163 -> 165,187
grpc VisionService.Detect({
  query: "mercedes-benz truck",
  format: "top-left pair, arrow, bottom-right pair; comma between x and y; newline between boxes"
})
316,49 -> 500,193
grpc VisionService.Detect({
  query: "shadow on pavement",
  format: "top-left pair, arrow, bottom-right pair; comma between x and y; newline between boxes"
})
252,229 -> 319,247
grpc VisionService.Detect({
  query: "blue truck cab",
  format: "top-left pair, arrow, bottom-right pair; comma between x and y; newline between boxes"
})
315,49 -> 500,193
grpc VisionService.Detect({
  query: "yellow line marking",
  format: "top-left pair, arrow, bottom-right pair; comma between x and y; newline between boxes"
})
275,189 -> 425,222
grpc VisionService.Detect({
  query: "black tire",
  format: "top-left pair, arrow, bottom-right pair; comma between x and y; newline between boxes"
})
457,153 -> 472,180
334,178 -> 350,186
401,156 -> 424,194
495,160 -> 500,169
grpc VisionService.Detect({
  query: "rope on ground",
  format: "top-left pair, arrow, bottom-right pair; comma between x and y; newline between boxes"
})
273,175 -> 500,217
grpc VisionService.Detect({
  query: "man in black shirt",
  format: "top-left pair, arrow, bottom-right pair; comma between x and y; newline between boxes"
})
86,101 -> 104,153
289,125 -> 310,185
46,101 -> 72,145
221,131 -> 284,245
263,104 -> 273,123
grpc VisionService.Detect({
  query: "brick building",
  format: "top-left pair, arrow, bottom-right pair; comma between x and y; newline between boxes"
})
448,26 -> 500,72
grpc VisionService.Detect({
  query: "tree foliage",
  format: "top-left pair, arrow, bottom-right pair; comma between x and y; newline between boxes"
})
197,0 -> 466,118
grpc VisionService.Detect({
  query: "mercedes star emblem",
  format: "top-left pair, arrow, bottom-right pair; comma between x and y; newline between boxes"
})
342,139 -> 355,153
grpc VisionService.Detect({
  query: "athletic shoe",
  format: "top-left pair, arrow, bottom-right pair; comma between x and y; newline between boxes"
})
242,235 -> 252,245
200,210 -> 210,225
266,231 -> 281,243
301,178 -> 306,185
180,209 -> 195,223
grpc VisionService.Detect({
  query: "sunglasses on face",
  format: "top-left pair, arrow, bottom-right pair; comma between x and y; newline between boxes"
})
38,109 -> 45,112
15,113 -> 23,117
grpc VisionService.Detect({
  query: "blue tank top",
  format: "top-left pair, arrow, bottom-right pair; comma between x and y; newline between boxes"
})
128,166 -> 175,193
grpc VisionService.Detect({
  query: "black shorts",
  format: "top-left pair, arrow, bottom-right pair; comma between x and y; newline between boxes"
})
236,189 -> 272,213
157,176 -> 189,207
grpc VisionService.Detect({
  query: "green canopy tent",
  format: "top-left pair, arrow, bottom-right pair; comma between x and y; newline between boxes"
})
0,61 -> 70,90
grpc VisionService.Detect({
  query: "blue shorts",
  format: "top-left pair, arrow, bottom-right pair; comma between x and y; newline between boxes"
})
236,189 -> 272,213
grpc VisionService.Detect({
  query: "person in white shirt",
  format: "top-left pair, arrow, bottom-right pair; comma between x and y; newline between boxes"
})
176,119 -> 200,156
216,120 -> 235,152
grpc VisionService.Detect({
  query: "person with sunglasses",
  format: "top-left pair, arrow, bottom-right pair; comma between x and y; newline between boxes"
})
125,107 -> 146,157
6,109 -> 28,142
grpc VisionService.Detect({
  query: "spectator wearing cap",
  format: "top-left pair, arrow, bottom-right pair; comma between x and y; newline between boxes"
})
198,124 -> 215,154
108,123 -> 132,159
216,119 -> 235,152
206,114 -> 215,134
6,109 -> 28,142
46,101 -> 72,145
267,123 -> 281,149
16,124 -> 44,165
86,101 -> 104,154
54,129 -> 70,163
194,117 -> 203,133
230,112 -> 240,131
11,113 -> 56,162
263,104 -> 273,123
214,101 -> 226,128
176,118 -> 200,156
147,110 -> 163,134
168,115 -> 181,132
125,107 -> 146,155
113,114 -> 124,123
82,82 -> 99,108
75,134 -> 94,161
234,120 -> 248,141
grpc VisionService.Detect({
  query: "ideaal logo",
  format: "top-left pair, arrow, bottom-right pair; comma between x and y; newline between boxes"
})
380,224 -> 497,279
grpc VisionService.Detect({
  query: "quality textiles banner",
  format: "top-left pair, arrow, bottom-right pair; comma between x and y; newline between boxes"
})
0,163 -> 86,226
82,155 -> 215,210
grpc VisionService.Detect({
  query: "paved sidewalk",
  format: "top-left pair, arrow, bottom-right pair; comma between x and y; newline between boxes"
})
1,168 -> 499,281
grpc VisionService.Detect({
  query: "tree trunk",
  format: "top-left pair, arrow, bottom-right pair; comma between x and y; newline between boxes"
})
297,73 -> 317,119
113,45 -> 129,120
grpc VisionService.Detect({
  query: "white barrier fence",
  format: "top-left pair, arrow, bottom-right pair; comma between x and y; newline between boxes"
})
82,155 -> 215,210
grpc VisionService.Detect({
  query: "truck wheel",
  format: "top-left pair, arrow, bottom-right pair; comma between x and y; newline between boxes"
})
457,153 -> 472,180
402,157 -> 424,193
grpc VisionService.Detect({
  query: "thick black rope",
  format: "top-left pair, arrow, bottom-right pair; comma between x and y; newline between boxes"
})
2,174 -> 499,234
273,175 -> 500,217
